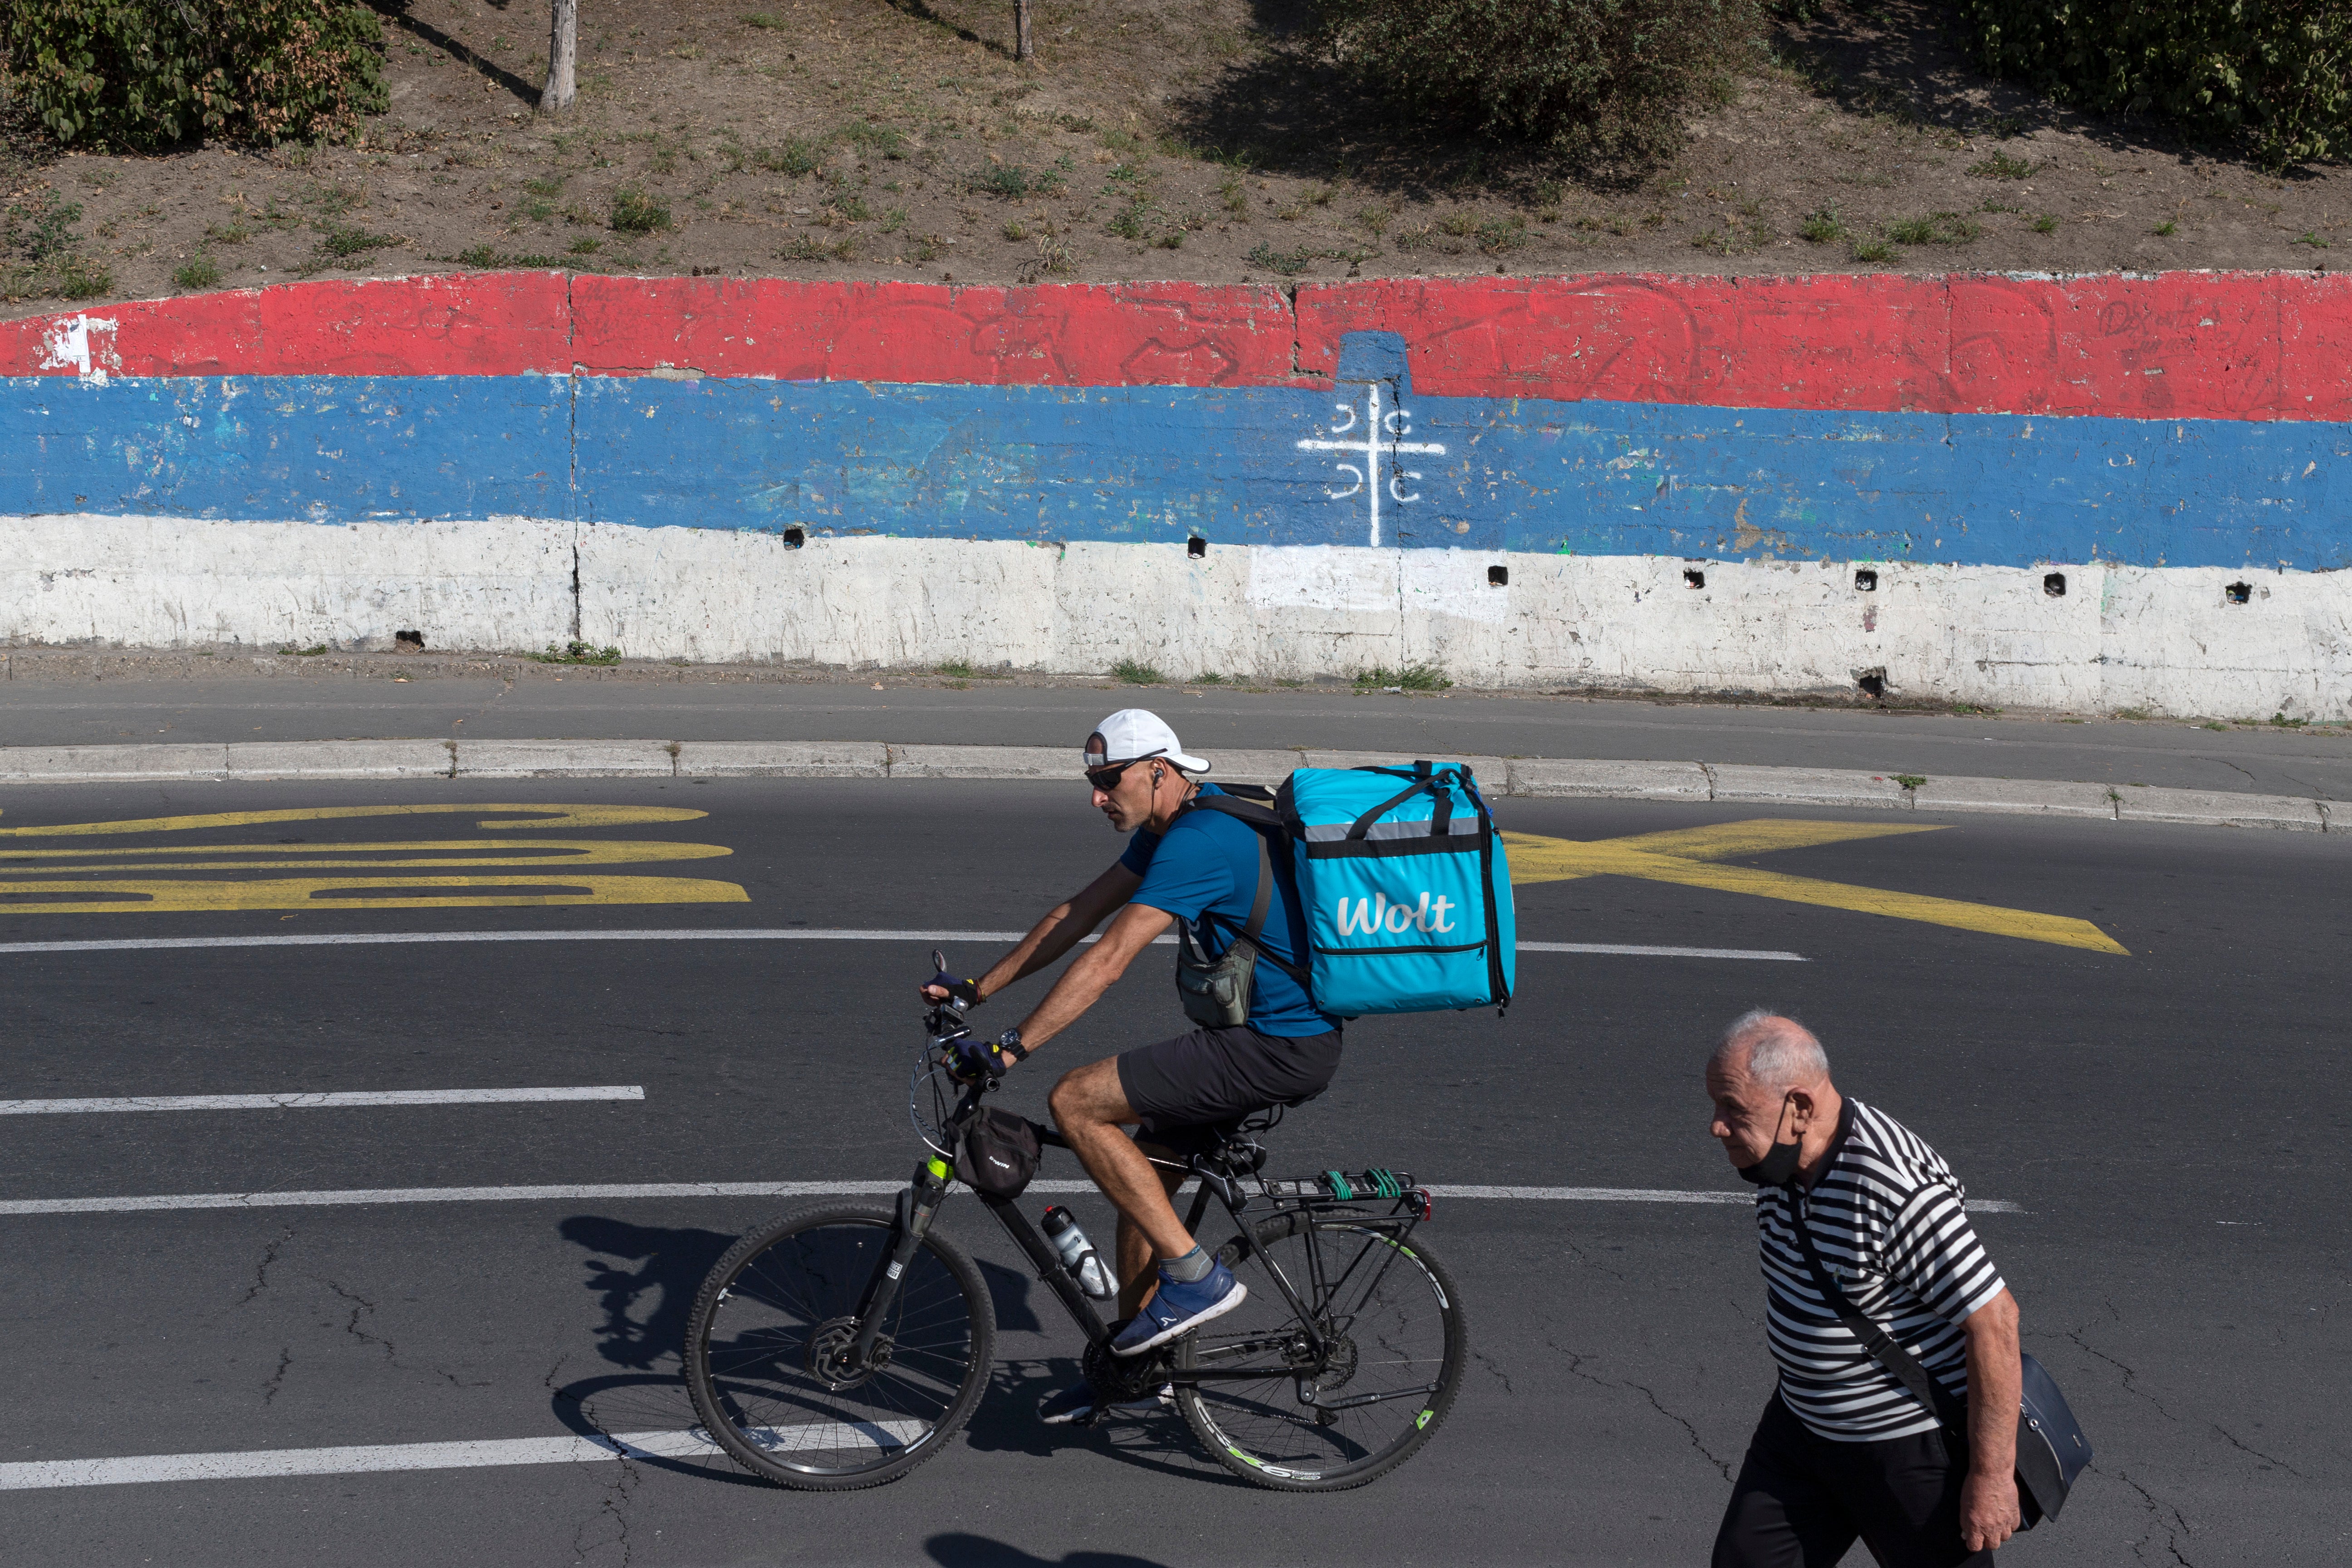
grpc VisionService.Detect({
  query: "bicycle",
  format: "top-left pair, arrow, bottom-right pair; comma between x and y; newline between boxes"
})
681,958 -> 1466,1493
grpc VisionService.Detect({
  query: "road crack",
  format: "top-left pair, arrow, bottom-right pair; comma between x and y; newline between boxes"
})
260,1346 -> 292,1406
1545,1341 -> 1732,1481
2110,1464 -> 2197,1567
235,1225 -> 296,1307
2066,1306 -> 2179,1421
319,1278 -> 490,1389
2207,1421 -> 2308,1479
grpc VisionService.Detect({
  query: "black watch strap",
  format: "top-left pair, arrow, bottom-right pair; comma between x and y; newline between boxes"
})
996,1030 -> 1029,1063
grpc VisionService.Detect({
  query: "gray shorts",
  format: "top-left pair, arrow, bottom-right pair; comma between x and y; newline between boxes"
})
1116,1023 -> 1343,1150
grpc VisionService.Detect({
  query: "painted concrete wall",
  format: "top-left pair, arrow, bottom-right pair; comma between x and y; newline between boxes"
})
2,272 -> 2347,716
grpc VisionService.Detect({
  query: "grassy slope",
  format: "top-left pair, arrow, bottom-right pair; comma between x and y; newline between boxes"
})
1,0 -> 2344,316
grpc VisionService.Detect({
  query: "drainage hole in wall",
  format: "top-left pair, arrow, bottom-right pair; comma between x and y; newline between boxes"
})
1188,536 -> 1207,559
782,526 -> 806,549
1854,569 -> 1877,592
2043,572 -> 2067,598
2225,581 -> 2251,605
1683,569 -> 1705,590
1857,670 -> 1886,700
1487,564 -> 1508,587
394,629 -> 425,650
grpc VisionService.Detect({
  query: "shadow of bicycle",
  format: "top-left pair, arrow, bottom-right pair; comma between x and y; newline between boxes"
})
924,1534 -> 1174,1566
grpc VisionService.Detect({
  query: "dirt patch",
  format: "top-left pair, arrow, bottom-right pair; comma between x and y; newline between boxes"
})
2,0 -> 2344,318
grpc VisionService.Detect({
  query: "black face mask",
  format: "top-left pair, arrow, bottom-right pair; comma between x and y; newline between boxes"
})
1735,1093 -> 1804,1186
1736,1137 -> 1803,1187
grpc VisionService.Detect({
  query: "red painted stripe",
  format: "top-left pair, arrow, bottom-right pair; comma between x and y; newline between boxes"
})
5,270 -> 2347,421
0,273 -> 570,378
568,275 -> 1296,384
1292,272 -> 2352,421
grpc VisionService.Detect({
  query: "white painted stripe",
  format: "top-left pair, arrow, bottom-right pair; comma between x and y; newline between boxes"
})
0,1086 -> 644,1116
0,929 -> 1806,961
0,1179 -> 2018,1217
0,1421 -> 927,1492
1517,941 -> 1807,961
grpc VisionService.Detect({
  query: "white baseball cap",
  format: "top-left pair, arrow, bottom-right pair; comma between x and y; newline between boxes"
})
1084,709 -> 1210,774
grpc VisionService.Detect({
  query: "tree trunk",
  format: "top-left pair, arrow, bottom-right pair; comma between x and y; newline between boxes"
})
1015,0 -> 1033,63
541,0 -> 578,113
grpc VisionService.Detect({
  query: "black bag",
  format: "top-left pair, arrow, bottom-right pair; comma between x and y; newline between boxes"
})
954,1107 -> 1040,1198
1787,1187 -> 2092,1528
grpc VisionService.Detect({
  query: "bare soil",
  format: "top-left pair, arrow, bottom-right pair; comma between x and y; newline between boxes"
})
2,0 -> 2345,320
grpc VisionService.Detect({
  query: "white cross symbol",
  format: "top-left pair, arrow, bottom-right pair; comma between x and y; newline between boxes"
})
1295,383 -> 1446,547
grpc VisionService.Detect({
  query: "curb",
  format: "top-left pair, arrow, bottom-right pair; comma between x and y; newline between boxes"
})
0,741 -> 2335,834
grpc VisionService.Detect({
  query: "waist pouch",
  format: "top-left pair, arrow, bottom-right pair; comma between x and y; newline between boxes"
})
954,1107 -> 1041,1198
1173,827 -> 1289,1028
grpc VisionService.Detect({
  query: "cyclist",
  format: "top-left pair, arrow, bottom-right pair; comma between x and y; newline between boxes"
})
920,708 -> 1343,1425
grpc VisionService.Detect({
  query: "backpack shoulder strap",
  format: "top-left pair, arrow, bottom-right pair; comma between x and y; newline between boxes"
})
1176,794 -> 1308,987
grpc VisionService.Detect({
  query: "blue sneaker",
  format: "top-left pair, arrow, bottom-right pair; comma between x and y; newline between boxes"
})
1109,1261 -> 1247,1357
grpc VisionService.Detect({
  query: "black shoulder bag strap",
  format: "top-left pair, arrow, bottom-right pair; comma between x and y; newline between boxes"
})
1785,1186 -> 1970,1436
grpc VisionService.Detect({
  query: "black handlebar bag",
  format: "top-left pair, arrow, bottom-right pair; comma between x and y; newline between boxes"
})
954,1107 -> 1040,1198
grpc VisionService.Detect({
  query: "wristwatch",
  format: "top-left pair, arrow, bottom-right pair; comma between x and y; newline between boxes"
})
995,1028 -> 1029,1065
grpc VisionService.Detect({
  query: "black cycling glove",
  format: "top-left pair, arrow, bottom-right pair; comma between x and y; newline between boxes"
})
930,970 -> 983,1010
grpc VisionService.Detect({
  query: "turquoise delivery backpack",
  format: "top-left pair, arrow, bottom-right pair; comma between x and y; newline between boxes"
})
1191,761 -> 1514,1017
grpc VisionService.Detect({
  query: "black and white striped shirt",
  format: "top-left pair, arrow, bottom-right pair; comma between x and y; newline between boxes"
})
1756,1098 -> 2006,1441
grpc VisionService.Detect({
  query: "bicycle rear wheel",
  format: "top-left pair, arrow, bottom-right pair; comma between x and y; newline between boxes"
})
1176,1215 -> 1464,1492
684,1202 -> 993,1491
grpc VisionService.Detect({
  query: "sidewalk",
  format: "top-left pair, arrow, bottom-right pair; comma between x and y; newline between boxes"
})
3,659 -> 2348,801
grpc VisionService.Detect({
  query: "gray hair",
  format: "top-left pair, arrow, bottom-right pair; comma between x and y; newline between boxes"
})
1712,1008 -> 1829,1092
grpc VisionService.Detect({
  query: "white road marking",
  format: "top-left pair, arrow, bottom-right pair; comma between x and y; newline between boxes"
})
1517,941 -> 1806,961
0,1421 -> 928,1492
0,929 -> 1806,961
0,1179 -> 2018,1217
0,1086 -> 644,1116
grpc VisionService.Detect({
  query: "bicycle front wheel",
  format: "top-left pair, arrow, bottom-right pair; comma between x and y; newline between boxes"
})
684,1202 -> 993,1491
1177,1215 -> 1465,1492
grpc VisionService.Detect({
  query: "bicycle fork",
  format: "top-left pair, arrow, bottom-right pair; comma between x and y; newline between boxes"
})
846,1155 -> 956,1370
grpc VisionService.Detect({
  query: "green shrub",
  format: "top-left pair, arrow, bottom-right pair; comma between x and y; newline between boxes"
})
1959,0 -> 2350,166
1311,0 -> 1756,167
173,253 -> 221,289
1,0 -> 387,149
611,188 -> 670,234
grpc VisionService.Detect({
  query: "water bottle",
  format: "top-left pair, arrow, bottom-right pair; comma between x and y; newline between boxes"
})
1041,1206 -> 1116,1300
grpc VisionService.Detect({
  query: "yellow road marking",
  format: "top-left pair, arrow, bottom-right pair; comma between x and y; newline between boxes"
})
0,804 -> 706,839
0,840 -> 733,873
0,804 -> 743,913
1504,821 -> 2128,955
0,876 -> 750,915
1590,819 -> 1947,864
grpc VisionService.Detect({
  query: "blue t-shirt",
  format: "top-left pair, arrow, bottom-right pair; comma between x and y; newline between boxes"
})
1120,785 -> 1339,1038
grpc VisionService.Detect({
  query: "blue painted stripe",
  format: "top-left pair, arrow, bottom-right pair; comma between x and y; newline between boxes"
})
2,376 -> 571,521
8,375 -> 2348,570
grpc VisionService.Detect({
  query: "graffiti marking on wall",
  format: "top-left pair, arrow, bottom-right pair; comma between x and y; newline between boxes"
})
1296,382 -> 1447,547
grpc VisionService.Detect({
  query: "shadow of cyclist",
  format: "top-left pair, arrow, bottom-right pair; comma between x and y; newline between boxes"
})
924,1535 -> 1173,1567
559,1215 -> 737,1370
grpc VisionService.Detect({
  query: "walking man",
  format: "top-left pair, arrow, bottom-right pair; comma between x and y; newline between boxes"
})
1705,1010 -> 2023,1567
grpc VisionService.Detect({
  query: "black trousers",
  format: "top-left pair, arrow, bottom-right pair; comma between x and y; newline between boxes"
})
1712,1394 -> 1994,1568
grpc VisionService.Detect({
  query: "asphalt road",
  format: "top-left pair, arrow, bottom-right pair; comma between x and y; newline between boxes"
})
0,778 -> 2342,1566
4,677 -> 2349,797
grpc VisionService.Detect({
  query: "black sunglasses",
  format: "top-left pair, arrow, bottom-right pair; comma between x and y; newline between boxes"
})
1084,748 -> 1166,791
